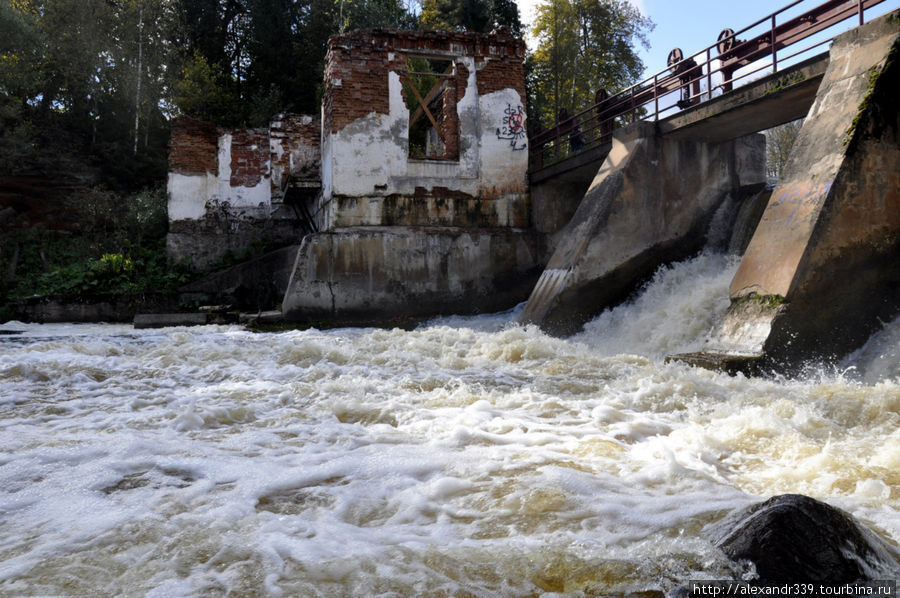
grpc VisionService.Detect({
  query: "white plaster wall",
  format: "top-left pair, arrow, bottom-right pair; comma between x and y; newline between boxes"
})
325,58 -> 488,200
216,133 -> 272,208
327,71 -> 408,197
478,88 -> 529,196
456,56 -> 480,178
322,54 -> 528,211
167,172 -> 216,221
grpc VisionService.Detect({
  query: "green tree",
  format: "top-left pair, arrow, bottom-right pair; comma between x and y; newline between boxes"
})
530,0 -> 652,127
340,0 -> 418,30
0,0 -> 174,188
171,0 -> 417,125
419,0 -> 521,33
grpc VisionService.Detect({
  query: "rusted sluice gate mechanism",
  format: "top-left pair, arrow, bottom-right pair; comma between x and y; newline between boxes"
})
529,0 -> 889,173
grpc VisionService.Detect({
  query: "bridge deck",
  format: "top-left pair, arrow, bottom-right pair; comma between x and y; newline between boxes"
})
529,53 -> 828,185
660,53 -> 828,141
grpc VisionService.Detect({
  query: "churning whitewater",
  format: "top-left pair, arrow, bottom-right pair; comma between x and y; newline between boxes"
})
1,252 -> 898,597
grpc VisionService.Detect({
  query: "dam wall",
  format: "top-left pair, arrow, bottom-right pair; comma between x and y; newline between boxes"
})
282,227 -> 542,324
518,122 -> 766,336
683,11 -> 900,373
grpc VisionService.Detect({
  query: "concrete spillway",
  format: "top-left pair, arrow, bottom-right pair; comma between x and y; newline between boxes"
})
679,11 -> 900,373
520,10 -> 900,373
518,122 -> 766,336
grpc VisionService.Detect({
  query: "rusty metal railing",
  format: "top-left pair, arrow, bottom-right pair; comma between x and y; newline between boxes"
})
528,0 -> 890,173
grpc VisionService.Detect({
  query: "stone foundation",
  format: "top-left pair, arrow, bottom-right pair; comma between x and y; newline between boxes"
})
281,227 -> 544,323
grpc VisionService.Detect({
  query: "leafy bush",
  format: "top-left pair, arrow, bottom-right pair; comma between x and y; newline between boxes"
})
7,242 -> 192,299
2,184 -> 193,303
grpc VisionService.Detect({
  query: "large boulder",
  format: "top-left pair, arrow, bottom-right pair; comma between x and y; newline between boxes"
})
708,494 -> 900,584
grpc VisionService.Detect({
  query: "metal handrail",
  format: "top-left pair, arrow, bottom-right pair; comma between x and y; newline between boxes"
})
529,0 -> 889,173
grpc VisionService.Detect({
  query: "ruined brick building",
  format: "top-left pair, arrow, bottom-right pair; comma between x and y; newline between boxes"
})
168,28 -> 540,322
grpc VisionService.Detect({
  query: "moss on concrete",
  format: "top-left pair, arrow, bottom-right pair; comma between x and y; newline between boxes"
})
843,41 -> 898,148
731,293 -> 785,309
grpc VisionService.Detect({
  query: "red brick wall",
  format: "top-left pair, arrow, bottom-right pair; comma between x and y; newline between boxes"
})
228,128 -> 269,188
169,117 -> 218,175
270,114 -> 321,183
476,54 -> 526,98
324,29 -> 526,134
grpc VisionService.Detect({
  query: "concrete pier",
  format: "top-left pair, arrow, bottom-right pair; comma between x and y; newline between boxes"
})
680,12 -> 900,373
281,227 -> 542,324
518,122 -> 766,336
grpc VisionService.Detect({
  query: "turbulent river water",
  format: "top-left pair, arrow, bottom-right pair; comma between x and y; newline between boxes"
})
1,251 -> 899,597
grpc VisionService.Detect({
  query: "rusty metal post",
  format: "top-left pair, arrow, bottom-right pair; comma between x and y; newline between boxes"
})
630,86 -> 636,122
771,14 -> 778,73
654,74 -> 659,119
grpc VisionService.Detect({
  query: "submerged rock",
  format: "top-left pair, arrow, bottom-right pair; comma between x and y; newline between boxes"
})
708,494 -> 900,584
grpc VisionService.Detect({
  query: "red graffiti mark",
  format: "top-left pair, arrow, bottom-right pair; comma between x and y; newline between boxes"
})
497,104 -> 527,150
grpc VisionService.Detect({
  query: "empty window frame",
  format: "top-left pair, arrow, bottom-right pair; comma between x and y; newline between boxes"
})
403,56 -> 459,160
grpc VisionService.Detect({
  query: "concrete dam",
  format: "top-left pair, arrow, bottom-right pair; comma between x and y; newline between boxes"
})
166,6 -> 900,374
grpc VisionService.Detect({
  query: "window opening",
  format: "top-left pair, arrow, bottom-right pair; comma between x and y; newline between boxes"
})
403,56 -> 458,160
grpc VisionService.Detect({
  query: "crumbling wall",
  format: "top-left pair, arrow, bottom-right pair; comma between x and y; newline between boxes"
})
283,28 -> 540,324
317,28 -> 529,230
166,114 -> 320,268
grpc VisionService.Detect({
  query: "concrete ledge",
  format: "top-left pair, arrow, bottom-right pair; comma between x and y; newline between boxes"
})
133,313 -> 209,329
529,142 -> 612,185
239,310 -> 285,326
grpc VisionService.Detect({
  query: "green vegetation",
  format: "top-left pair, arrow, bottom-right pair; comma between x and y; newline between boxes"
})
842,43 -> 896,149
732,293 -> 786,309
1,186 -> 192,307
419,0 -> 522,34
764,71 -> 806,96
527,0 -> 653,128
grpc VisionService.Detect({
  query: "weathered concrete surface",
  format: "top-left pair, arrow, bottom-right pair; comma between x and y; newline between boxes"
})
8,294 -> 179,323
684,12 -> 900,372
528,140 -> 612,185
281,227 -> 543,324
134,313 -> 210,329
178,244 -> 301,311
323,190 -> 529,229
167,214 -> 305,271
530,159 -> 603,260
518,121 -> 766,335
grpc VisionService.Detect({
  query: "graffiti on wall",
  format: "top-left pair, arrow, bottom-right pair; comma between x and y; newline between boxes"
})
497,104 -> 527,150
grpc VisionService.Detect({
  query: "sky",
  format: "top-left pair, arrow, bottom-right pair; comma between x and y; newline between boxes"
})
515,0 -> 900,80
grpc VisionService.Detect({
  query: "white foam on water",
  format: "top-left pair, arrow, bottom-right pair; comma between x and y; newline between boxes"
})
1,254 -> 898,596
574,252 -> 739,359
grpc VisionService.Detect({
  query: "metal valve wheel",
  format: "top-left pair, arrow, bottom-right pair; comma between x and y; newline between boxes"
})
717,28 -> 736,54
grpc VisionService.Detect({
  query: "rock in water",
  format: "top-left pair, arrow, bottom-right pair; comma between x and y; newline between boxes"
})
709,494 -> 900,584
